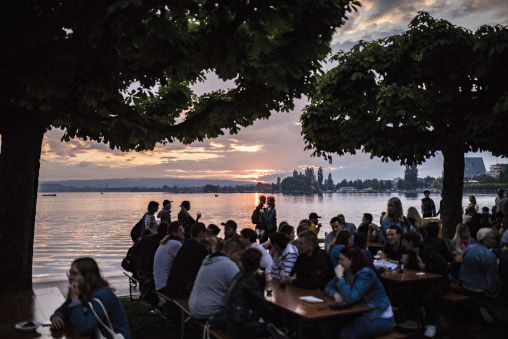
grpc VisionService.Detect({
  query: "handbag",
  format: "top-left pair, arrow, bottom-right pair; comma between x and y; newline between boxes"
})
121,246 -> 137,274
89,298 -> 125,339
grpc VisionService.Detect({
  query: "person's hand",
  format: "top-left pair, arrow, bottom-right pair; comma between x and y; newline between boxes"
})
454,254 -> 463,263
50,315 -> 65,330
68,281 -> 79,302
196,212 -> 202,219
335,264 -> 344,279
288,274 -> 296,284
333,293 -> 343,303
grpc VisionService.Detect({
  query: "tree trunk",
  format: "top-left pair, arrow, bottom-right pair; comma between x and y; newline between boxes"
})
0,122 -> 46,292
441,146 -> 465,238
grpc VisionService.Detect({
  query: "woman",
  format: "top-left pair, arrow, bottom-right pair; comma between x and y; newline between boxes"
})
407,206 -> 425,237
279,224 -> 295,242
329,230 -> 353,267
468,195 -> 479,212
260,196 -> 277,243
324,245 -> 394,338
153,221 -> 185,291
225,248 -> 283,338
381,197 -> 415,243
143,201 -> 159,233
269,232 -> 298,279
51,257 -> 130,339
450,224 -> 477,256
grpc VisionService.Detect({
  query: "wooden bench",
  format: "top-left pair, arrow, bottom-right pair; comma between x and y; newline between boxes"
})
374,331 -> 406,339
123,272 -> 141,301
172,298 -> 234,339
440,292 -> 471,303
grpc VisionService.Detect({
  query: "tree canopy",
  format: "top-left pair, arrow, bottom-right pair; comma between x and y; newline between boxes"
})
301,12 -> 508,235
0,0 -> 359,291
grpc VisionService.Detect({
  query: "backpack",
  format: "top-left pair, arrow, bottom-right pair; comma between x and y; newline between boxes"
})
121,245 -> 137,274
251,208 -> 261,225
130,217 -> 144,243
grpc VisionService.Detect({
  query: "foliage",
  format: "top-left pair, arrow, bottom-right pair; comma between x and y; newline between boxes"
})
301,12 -> 508,234
324,173 -> 335,191
281,172 -> 314,193
304,166 -> 316,181
317,166 -> 324,188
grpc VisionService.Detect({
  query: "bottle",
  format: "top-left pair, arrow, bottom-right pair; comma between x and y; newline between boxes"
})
279,271 -> 287,288
399,258 -> 404,273
266,271 -> 273,295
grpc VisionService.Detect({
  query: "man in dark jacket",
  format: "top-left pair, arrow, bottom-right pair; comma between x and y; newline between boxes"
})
421,190 -> 436,218
165,222 -> 209,298
288,230 -> 334,290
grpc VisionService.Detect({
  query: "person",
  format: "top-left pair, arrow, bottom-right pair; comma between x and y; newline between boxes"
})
354,231 -> 373,262
252,195 -> 267,238
423,222 -> 453,263
381,197 -> 415,244
225,248 -> 282,338
357,213 -> 382,243
131,222 -> 169,307
50,257 -> 130,338
468,195 -> 479,212
382,225 -> 405,264
329,230 -> 353,267
421,190 -> 436,218
459,228 -> 502,322
189,238 -> 245,322
207,224 -> 221,237
324,217 -> 343,253
495,188 -> 504,205
308,212 -> 322,235
178,201 -> 201,239
402,231 -> 449,337
323,245 -> 394,338
270,232 -> 298,279
338,214 -> 356,234
407,207 -> 425,238
153,221 -> 184,292
288,230 -> 334,290
157,199 -> 172,223
165,222 -> 210,299
239,228 -> 273,271
143,201 -> 159,232
259,196 -> 277,243
279,224 -> 296,242
450,223 -> 477,258
222,219 -> 239,240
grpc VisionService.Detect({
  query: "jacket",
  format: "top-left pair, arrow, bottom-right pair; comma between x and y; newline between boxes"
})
291,247 -> 334,290
325,267 -> 391,320
459,244 -> 501,297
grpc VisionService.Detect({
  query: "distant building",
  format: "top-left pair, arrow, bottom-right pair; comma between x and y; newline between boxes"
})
488,163 -> 508,178
464,157 -> 486,178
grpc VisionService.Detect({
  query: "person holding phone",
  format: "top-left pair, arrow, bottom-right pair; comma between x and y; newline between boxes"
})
50,257 -> 130,338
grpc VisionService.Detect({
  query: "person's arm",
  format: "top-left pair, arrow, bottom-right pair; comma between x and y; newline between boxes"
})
431,201 -> 436,217
484,255 -> 501,297
68,293 -> 111,336
281,251 -> 298,276
336,270 -> 375,305
50,300 -> 70,329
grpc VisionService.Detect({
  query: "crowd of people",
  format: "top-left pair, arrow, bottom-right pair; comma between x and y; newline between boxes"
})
49,191 -> 508,339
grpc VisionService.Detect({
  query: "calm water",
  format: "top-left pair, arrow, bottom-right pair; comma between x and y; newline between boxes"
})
34,192 -> 496,282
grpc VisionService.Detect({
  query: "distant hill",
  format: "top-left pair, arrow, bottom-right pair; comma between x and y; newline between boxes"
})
38,177 -> 259,191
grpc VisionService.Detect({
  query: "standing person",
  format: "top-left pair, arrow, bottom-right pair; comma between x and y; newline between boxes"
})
178,201 -> 201,239
495,189 -> 504,205
252,195 -> 267,238
144,201 -> 159,232
468,195 -> 479,212
153,222 -> 184,292
381,197 -> 415,244
323,245 -> 394,338
259,196 -> 277,244
157,199 -> 172,223
421,190 -> 436,218
325,217 -> 343,253
309,212 -> 322,235
338,214 -> 356,234
50,257 -> 130,339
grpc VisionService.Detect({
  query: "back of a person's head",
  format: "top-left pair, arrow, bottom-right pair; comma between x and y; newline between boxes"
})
191,222 -> 206,238
403,231 -> 421,245
270,232 -> 289,249
278,221 -> 289,230
340,245 -> 372,274
240,228 -> 258,243
477,228 -> 494,244
241,248 -> 262,272
222,237 -> 245,254
363,213 -> 373,224
181,200 -> 190,210
297,221 -> 312,234
335,229 -> 352,246
147,200 -> 159,214
299,230 -> 318,248
279,224 -> 294,236
426,222 -> 440,238
353,232 -> 368,249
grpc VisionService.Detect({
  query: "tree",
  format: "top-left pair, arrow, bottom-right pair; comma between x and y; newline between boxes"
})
0,1 -> 359,291
301,13 -> 508,237
304,167 -> 316,181
325,173 -> 335,191
404,165 -> 418,190
317,166 -> 324,188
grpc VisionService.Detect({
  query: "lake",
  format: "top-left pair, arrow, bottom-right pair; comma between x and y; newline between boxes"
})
34,192 -> 497,282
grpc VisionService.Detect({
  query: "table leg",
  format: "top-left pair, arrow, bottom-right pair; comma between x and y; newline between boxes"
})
180,309 -> 184,339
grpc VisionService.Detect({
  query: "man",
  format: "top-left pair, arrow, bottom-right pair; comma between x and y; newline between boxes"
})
288,230 -> 334,290
357,213 -> 382,242
165,222 -> 210,299
495,188 -> 504,205
239,228 -> 273,270
222,220 -> 239,241
309,213 -> 322,235
157,199 -> 172,223
189,238 -> 245,321
324,217 -> 343,253
252,195 -> 267,238
382,225 -> 405,264
338,214 -> 356,233
421,190 -> 436,218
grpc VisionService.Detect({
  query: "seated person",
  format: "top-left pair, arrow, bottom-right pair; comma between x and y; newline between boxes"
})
450,223 -> 477,259
403,231 -> 450,338
279,224 -> 296,243
324,217 -> 343,253
329,230 -> 353,267
338,214 -> 356,234
459,228 -> 501,297
354,231 -> 373,262
51,258 -> 130,338
189,238 -> 245,321
423,222 -> 453,263
324,245 -> 394,338
288,231 -> 334,289
270,232 -> 298,279
153,222 -> 184,292
225,248 -> 285,338
239,228 -> 273,271
382,225 -> 405,264
357,213 -> 382,243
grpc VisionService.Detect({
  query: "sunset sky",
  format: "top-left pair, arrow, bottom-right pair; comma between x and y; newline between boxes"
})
39,0 -> 508,184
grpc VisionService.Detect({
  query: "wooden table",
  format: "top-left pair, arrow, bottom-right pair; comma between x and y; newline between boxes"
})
265,282 -> 372,338
0,287 -> 87,338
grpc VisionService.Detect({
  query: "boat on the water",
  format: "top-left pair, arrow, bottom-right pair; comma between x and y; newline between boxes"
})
42,193 -> 57,197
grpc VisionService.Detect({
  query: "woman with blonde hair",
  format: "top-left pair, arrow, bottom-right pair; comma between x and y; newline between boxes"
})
407,207 -> 425,237
381,197 -> 415,244
450,223 -> 477,256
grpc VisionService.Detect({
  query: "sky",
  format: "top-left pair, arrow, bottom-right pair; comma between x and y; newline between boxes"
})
38,0 -> 508,184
